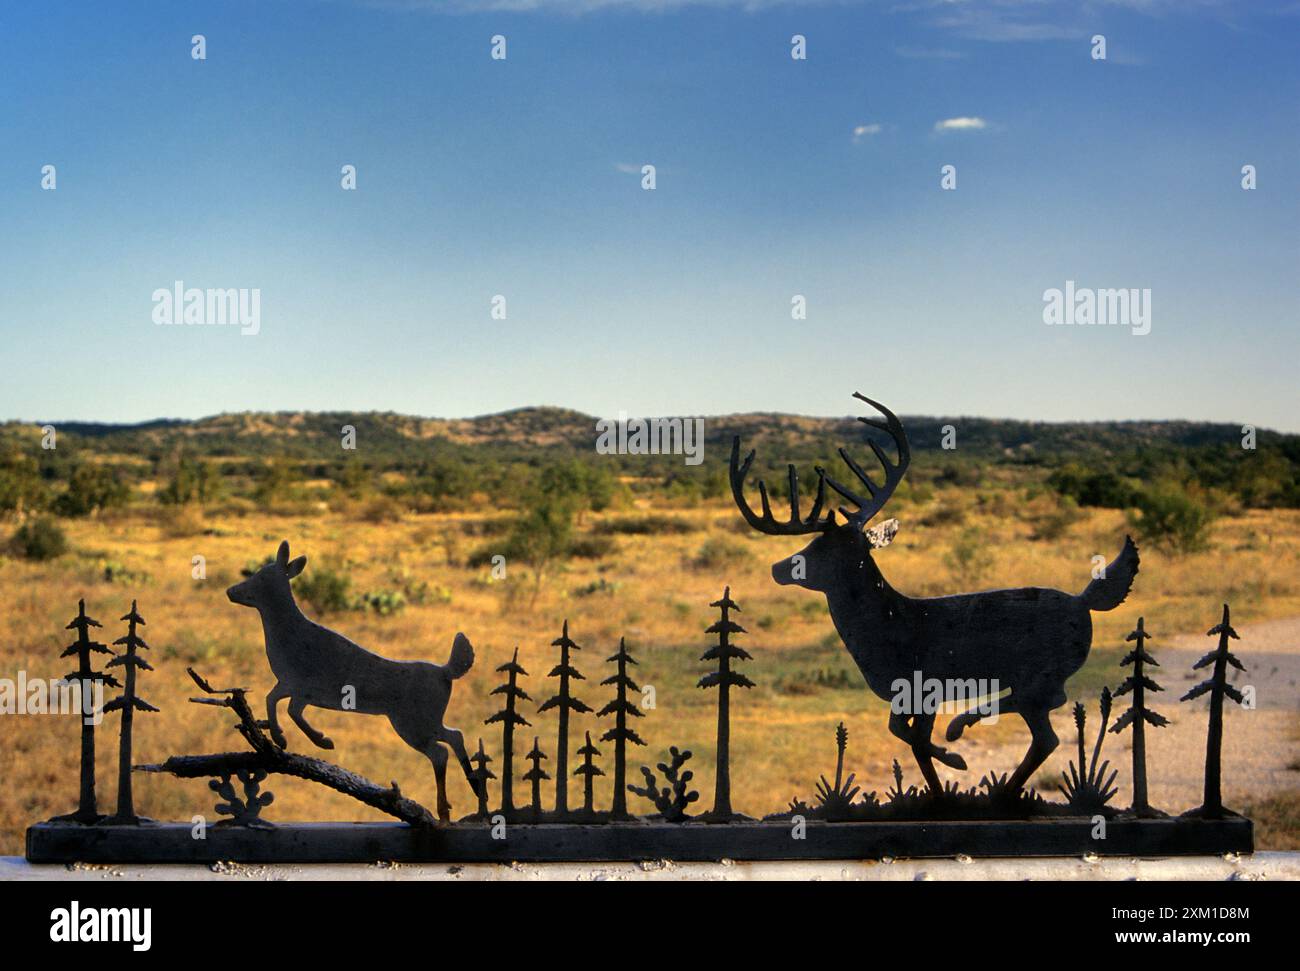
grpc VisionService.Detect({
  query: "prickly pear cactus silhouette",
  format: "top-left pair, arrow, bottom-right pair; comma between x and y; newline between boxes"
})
210,769 -> 275,827
629,746 -> 699,822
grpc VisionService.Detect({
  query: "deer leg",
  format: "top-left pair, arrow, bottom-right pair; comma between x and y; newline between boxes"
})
946,689 -> 1017,743
907,712 -> 946,795
891,710 -> 966,772
439,727 -> 480,799
287,697 -> 334,750
265,683 -> 289,748
888,709 -> 915,745
425,743 -> 452,822
1007,706 -> 1059,792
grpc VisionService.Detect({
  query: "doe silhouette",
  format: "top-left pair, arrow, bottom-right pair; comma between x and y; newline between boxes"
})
227,540 -> 479,820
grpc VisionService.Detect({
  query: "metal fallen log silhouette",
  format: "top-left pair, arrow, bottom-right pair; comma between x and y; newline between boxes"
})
135,668 -> 437,828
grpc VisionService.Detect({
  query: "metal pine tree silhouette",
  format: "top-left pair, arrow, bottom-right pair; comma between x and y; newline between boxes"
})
573,730 -> 604,814
697,587 -> 754,820
1181,603 -> 1247,817
485,647 -> 530,816
598,637 -> 645,819
1109,617 -> 1167,816
522,736 -> 550,817
57,600 -> 119,823
468,738 -> 495,818
104,601 -> 159,824
537,620 -> 590,816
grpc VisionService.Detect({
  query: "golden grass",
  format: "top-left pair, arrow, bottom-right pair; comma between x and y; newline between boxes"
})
1,496 -> 1297,853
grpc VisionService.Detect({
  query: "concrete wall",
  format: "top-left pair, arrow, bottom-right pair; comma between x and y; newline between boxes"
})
4,852 -> 1298,882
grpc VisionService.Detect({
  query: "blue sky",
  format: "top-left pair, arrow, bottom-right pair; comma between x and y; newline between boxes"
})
1,1 -> 1297,429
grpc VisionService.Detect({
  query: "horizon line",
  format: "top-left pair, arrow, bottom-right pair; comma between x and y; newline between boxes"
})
0,405 -> 1281,435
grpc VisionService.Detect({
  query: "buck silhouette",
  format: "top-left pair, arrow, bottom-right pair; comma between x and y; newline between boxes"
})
227,541 -> 480,820
730,393 -> 1139,794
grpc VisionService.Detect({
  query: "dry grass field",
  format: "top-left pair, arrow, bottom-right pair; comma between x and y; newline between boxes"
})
2,493 -> 1298,854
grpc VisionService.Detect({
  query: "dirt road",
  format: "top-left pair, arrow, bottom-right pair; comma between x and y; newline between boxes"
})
977,614 -> 1300,812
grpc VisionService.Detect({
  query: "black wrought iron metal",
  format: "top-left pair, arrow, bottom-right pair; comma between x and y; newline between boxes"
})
730,392 -> 1141,797
25,394 -> 1258,863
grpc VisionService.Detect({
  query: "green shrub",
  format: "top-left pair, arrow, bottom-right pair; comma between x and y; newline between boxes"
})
1028,497 -> 1084,542
294,563 -> 356,614
159,455 -> 223,506
101,559 -> 150,585
359,495 -> 403,524
465,545 -> 501,569
504,493 -> 576,603
593,515 -> 696,536
0,453 -> 48,513
359,589 -> 406,615
53,464 -> 129,517
10,518 -> 68,561
569,535 -> 615,559
691,537 -> 750,570
920,503 -> 967,528
943,528 -> 994,587
1127,483 -> 1216,553
571,578 -> 621,598
1048,465 -> 1137,509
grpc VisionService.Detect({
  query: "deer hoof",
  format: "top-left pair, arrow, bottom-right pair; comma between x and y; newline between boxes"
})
945,716 -> 974,743
938,751 -> 968,771
316,735 -> 335,750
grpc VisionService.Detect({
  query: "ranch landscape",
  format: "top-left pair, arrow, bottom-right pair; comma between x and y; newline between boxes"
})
1,407 -> 1298,854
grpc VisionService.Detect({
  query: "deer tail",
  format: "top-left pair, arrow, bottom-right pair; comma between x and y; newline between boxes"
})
444,632 -> 474,680
1078,535 -> 1139,612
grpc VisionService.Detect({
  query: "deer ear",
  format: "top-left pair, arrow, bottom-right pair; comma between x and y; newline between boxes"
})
865,518 -> 900,549
276,541 -> 290,567
286,555 -> 307,579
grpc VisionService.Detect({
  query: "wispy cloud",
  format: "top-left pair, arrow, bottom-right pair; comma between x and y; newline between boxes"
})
851,123 -> 883,143
614,162 -> 642,174
359,0 -> 849,12
894,45 -> 966,60
349,0 -> 1286,36
933,116 -> 988,133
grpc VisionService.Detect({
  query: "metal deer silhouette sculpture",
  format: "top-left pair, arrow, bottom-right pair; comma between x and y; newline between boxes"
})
226,541 -> 481,820
730,393 -> 1140,795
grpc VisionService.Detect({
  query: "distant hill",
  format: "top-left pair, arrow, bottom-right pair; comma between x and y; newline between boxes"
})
5,407 -> 1292,466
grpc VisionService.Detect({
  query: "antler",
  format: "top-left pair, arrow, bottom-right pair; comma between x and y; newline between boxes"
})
729,438 -> 833,535
823,392 -> 911,528
730,393 -> 911,535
